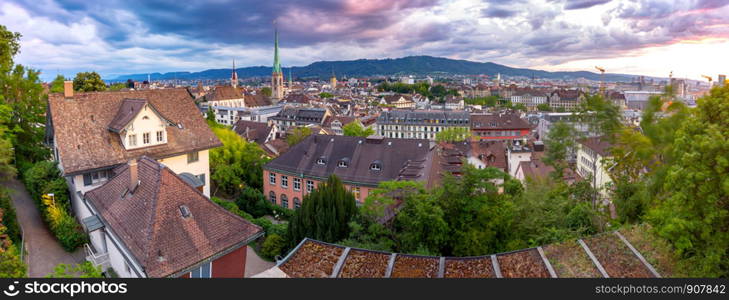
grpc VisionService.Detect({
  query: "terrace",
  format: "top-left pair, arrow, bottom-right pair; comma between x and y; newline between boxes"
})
268,227 -> 667,278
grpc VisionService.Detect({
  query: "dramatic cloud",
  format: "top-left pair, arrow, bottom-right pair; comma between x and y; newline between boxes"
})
2,0 -> 728,80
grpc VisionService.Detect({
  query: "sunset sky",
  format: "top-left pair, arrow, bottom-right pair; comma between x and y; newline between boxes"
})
3,0 -> 728,81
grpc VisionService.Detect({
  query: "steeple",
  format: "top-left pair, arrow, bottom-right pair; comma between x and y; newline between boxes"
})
231,59 -> 238,88
273,28 -> 282,74
288,68 -> 293,87
271,25 -> 284,100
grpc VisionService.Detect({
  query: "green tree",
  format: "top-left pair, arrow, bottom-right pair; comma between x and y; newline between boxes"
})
49,74 -> 66,93
465,96 -> 499,107
205,107 -> 216,123
72,71 -> 106,92
0,248 -> 26,278
577,94 -> 622,139
285,127 -> 312,146
46,262 -> 103,278
319,92 -> 333,99
342,122 -> 374,137
235,187 -> 271,218
511,178 -> 600,248
0,103 -> 16,178
537,103 -> 552,111
209,126 -> 269,197
261,234 -> 286,260
287,175 -> 358,246
543,121 -> 576,179
513,103 -> 527,111
260,87 -> 272,97
648,85 -> 729,277
0,25 -> 49,173
394,190 -> 449,254
108,82 -> 126,91
435,127 -> 472,143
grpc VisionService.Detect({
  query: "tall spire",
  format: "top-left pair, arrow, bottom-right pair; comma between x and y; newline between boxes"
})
231,59 -> 238,88
289,68 -> 293,87
273,27 -> 282,74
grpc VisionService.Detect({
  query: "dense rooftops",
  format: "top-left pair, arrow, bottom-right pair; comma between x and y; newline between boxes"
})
470,113 -> 532,130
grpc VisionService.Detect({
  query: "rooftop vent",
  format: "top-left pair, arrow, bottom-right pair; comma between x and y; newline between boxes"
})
179,205 -> 191,218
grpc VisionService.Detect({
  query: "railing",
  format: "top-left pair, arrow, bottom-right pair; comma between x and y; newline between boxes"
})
84,243 -> 110,269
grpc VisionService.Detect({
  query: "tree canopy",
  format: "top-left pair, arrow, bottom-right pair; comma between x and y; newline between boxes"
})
209,126 -> 269,197
287,175 -> 358,247
72,71 -> 106,92
342,121 -> 374,137
286,127 -> 312,146
435,127 -> 472,143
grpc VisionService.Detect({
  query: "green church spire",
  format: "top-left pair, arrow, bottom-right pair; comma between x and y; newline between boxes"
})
273,28 -> 282,74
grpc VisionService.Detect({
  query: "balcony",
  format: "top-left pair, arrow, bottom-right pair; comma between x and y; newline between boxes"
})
84,243 -> 111,270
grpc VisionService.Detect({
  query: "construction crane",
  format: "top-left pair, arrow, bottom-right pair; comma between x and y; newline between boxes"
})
595,66 -> 606,94
702,75 -> 713,86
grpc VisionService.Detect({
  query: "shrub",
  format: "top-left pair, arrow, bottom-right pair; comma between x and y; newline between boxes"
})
23,161 -> 86,251
260,234 -> 286,260
41,195 -> 86,251
235,187 -> 270,218
0,247 -> 26,278
212,197 -> 253,220
0,189 -> 20,243
46,262 -> 103,278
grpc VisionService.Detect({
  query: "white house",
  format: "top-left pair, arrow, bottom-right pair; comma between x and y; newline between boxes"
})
47,83 -> 223,273
576,136 -> 614,198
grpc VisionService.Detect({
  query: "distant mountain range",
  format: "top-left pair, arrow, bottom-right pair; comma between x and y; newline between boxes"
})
111,55 -> 637,82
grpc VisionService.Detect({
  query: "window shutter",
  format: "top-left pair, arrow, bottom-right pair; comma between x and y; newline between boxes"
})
83,174 -> 92,186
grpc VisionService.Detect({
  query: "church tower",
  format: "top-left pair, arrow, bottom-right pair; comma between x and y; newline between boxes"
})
231,59 -> 238,88
330,69 -> 337,90
271,29 -> 284,100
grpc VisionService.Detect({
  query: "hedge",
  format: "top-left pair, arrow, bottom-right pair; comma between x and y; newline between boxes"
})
23,161 -> 86,251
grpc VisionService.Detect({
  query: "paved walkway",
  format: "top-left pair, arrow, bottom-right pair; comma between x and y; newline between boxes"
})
2,178 -> 85,277
245,245 -> 275,277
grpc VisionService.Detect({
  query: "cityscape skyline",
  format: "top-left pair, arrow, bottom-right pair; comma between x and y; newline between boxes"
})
3,0 -> 728,81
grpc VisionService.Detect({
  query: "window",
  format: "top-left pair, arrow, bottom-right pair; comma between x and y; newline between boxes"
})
128,134 -> 137,147
338,160 -> 347,168
353,187 -> 361,200
190,262 -> 211,278
269,173 -> 276,185
143,132 -> 150,144
293,178 -> 301,191
281,175 -> 288,188
196,174 -> 206,186
370,163 -> 381,171
316,158 -> 326,165
281,194 -> 288,208
83,170 -> 109,186
269,191 -> 276,205
306,180 -> 314,192
156,130 -> 164,142
187,151 -> 199,163
294,197 -> 301,209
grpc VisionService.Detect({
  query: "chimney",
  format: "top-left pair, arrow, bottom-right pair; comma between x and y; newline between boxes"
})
129,159 -> 139,193
63,81 -> 74,98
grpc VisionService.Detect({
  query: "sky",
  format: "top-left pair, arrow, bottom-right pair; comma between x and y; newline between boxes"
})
2,0 -> 728,81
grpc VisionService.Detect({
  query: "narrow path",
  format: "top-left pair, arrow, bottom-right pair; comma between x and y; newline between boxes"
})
245,245 -> 275,277
2,178 -> 84,277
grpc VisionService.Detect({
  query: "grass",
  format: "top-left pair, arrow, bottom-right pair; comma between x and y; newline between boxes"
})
619,224 -> 684,278
543,240 -> 601,278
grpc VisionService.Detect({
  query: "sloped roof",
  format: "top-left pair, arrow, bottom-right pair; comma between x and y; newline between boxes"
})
84,157 -> 262,278
48,89 -> 222,175
264,135 -> 433,186
579,136 -> 613,157
207,86 -> 243,101
107,98 -> 148,132
233,120 -> 273,145
470,113 -> 531,130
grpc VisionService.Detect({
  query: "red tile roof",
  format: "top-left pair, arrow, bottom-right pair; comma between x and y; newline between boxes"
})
48,89 -> 222,175
85,157 -> 262,278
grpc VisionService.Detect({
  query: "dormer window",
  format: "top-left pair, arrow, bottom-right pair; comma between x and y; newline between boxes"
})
316,157 -> 327,165
338,158 -> 349,168
156,130 -> 164,142
370,161 -> 382,171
